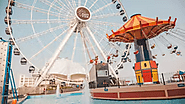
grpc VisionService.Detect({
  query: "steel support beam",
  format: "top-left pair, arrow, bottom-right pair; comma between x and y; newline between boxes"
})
86,26 -> 118,79
34,23 -> 77,87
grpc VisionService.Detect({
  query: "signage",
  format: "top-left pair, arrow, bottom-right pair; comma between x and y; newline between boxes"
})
75,6 -> 91,21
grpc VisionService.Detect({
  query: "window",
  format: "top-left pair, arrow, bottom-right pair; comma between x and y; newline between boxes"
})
97,70 -> 108,77
144,63 -> 147,67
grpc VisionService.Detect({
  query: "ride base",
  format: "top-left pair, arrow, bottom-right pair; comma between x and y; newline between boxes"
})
90,82 -> 185,100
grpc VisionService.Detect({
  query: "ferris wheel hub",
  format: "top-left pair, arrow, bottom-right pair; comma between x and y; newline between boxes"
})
75,6 -> 91,22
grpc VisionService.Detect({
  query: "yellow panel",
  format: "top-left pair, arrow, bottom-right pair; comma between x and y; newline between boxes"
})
152,69 -> 158,72
141,61 -> 151,69
152,69 -> 158,82
135,71 -> 143,83
135,70 -> 141,74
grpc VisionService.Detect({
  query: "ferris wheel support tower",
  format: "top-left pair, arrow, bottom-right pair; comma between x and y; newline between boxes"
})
34,23 -> 78,86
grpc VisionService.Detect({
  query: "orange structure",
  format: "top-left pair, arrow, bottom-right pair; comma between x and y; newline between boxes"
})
12,99 -> 17,104
107,14 -> 176,43
107,14 -> 177,84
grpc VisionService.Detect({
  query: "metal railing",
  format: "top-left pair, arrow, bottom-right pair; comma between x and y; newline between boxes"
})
108,71 -> 184,88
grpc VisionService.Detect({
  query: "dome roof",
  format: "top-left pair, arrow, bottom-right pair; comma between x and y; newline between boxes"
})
49,58 -> 86,80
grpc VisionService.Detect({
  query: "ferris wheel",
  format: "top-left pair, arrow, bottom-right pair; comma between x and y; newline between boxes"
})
5,0 -> 131,86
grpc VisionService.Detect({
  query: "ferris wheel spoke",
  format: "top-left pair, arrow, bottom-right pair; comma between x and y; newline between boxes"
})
12,19 -> 69,25
89,24 -> 109,41
17,24 -> 68,43
89,20 -> 122,27
78,0 -> 81,7
15,1 -> 70,18
89,26 -> 108,45
83,30 -> 97,56
90,25 -> 124,52
64,0 -> 75,11
91,12 -> 120,20
76,30 -> 97,55
83,31 -> 97,56
91,2 -> 112,14
89,26 -> 123,52
56,0 -> 74,13
71,0 -> 77,10
108,47 -> 114,55
84,0 -> 88,6
80,31 -> 89,75
89,0 -> 98,9
71,31 -> 78,61
40,0 -> 73,17
80,31 -> 92,60
29,27 -> 69,60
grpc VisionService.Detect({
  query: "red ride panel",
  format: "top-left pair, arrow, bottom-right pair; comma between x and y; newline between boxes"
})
150,60 -> 158,68
135,62 -> 141,70
120,90 -> 166,98
167,88 -> 185,97
142,70 -> 152,82
93,93 -> 118,98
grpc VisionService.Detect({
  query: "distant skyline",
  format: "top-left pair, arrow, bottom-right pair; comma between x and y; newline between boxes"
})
0,0 -> 185,86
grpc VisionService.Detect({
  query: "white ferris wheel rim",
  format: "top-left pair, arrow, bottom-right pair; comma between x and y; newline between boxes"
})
6,0 -> 131,86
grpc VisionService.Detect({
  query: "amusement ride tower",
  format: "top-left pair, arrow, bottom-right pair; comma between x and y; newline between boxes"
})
107,14 -> 177,84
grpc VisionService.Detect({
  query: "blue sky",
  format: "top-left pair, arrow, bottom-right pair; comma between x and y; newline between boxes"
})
0,0 -> 185,86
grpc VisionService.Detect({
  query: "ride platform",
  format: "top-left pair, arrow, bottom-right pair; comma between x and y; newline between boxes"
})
90,82 -> 185,100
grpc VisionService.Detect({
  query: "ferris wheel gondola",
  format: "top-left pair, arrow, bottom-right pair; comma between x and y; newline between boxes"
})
120,10 -> 125,15
13,48 -> 20,56
112,0 -> 117,4
116,4 -> 121,9
6,6 -> 12,15
20,57 -> 27,65
4,16 -> 11,25
10,0 -> 15,6
9,38 -> 15,45
5,27 -> 13,35
29,66 -> 35,73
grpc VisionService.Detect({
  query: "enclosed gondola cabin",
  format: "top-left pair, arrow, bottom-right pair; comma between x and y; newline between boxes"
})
20,57 -> 27,65
9,38 -> 15,45
10,0 -> 15,6
13,48 -> 20,55
4,16 -> 11,25
29,66 -> 35,73
112,0 -> 117,4
116,3 -> 121,9
5,27 -> 13,35
120,10 -> 125,15
5,6 -> 12,15
122,16 -> 127,22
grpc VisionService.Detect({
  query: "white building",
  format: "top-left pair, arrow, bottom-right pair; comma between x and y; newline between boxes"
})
0,42 -> 9,93
19,74 -> 35,87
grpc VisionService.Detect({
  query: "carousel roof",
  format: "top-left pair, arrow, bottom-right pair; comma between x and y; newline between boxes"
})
107,14 -> 177,43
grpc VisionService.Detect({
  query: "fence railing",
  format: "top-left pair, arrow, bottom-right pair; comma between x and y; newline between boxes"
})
110,71 -> 185,87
